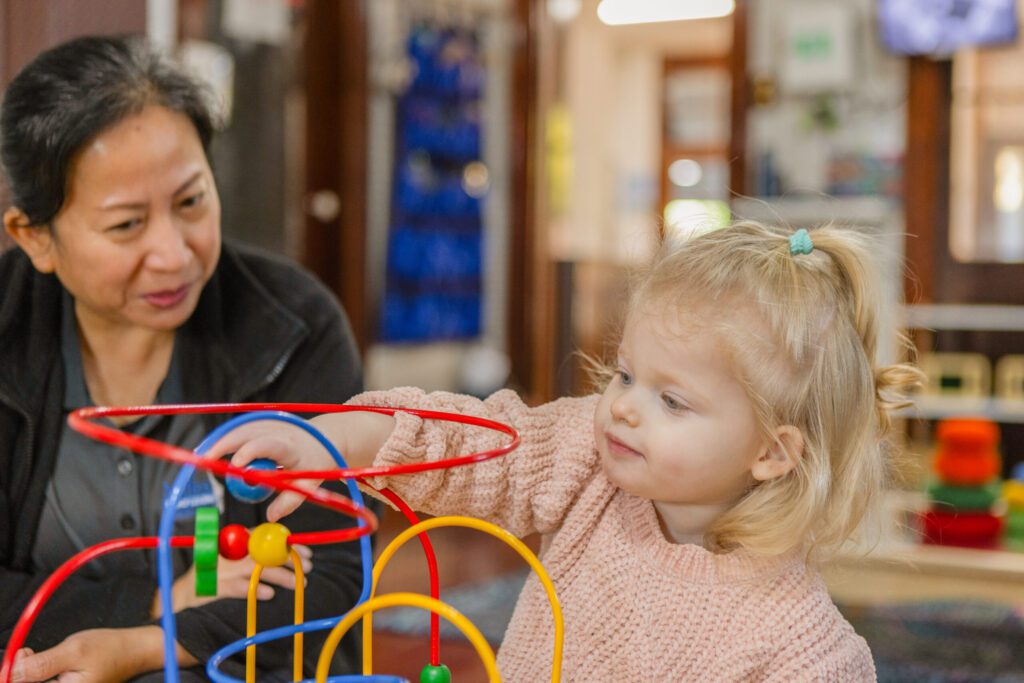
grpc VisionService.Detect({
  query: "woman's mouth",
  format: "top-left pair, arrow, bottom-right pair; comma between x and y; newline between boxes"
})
143,285 -> 190,309
606,434 -> 643,458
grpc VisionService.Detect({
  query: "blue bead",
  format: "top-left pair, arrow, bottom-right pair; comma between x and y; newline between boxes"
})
226,458 -> 277,503
1013,461 -> 1024,482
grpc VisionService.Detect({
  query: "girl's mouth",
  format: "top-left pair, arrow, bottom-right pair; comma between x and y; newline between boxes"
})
606,434 -> 643,458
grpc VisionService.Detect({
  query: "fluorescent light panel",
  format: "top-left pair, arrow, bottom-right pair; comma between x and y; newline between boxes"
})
597,0 -> 735,25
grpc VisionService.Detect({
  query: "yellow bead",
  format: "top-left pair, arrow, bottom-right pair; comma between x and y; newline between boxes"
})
1005,481 -> 1024,512
247,522 -> 292,567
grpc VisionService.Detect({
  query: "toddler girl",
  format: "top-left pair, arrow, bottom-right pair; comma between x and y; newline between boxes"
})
214,221 -> 920,681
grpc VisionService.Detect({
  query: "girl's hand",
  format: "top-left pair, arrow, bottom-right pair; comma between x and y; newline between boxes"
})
205,412 -> 396,521
150,545 -> 313,618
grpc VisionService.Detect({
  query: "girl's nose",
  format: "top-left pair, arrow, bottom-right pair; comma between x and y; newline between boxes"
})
610,392 -> 639,427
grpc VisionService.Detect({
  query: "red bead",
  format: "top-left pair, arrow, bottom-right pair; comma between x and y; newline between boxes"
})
219,524 -> 250,560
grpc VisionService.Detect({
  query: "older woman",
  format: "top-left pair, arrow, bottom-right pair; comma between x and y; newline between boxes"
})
0,36 -> 366,681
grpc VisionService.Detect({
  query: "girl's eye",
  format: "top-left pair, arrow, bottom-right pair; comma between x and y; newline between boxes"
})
662,394 -> 686,411
616,369 -> 633,386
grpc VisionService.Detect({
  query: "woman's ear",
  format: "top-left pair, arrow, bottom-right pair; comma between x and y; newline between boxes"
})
751,425 -> 804,482
4,207 -> 56,273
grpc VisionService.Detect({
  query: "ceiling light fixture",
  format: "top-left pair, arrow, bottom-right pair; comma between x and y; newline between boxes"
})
597,0 -> 735,26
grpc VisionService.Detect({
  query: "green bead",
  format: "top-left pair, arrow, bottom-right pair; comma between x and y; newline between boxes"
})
194,506 -> 220,596
420,664 -> 452,683
927,481 -> 1000,511
195,566 -> 218,596
1007,511 -> 1024,538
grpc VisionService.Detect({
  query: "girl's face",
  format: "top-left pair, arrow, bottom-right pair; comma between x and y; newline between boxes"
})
20,104 -> 221,334
594,309 -> 786,537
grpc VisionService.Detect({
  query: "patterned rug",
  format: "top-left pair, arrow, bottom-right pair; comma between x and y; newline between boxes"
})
841,600 -> 1024,682
373,573 -> 1024,681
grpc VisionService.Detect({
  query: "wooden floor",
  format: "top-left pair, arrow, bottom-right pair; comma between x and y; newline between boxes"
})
364,507 -> 539,681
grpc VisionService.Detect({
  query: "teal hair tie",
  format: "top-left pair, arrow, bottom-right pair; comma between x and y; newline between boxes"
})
789,228 -> 814,256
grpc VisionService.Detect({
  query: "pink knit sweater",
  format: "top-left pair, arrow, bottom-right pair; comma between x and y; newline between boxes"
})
356,388 -> 876,682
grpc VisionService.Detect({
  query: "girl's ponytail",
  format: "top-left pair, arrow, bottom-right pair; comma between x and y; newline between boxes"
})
874,362 -> 924,433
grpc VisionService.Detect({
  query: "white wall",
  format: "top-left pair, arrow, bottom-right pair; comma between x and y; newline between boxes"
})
555,0 -> 732,265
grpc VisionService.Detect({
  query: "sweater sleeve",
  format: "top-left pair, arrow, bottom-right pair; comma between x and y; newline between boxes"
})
354,388 -> 602,537
762,623 -> 876,682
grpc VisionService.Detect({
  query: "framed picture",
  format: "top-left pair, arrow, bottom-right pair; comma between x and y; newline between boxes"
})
778,2 -> 856,94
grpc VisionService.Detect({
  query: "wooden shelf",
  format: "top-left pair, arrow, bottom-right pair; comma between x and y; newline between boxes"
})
825,540 -> 1024,605
730,195 -> 900,227
897,396 -> 1024,423
903,304 -> 1024,332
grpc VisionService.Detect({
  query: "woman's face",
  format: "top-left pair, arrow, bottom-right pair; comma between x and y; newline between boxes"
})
32,104 -> 221,333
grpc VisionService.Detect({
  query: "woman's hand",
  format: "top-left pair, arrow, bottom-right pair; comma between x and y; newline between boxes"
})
10,626 -> 195,683
205,412 -> 395,521
150,544 -> 313,618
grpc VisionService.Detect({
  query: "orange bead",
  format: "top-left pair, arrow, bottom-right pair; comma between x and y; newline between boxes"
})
247,522 -> 291,567
934,452 -> 1000,486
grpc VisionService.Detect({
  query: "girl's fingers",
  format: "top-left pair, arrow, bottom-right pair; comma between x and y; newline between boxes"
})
229,436 -> 292,470
267,486 -> 319,523
203,421 -> 269,461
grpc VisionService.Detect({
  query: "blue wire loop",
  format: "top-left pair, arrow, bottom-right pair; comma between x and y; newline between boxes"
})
154,410 -> 374,683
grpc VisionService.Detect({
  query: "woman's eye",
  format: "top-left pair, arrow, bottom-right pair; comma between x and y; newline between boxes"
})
180,191 -> 205,209
108,218 -> 142,232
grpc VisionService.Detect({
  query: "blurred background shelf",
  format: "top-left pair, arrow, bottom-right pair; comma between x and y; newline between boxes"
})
903,304 -> 1024,332
825,540 -> 1024,605
898,396 -> 1024,424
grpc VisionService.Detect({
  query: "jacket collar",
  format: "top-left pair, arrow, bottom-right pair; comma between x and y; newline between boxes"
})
0,242 -> 309,410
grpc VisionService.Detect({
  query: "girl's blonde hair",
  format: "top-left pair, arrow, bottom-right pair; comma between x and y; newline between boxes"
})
629,220 -> 921,557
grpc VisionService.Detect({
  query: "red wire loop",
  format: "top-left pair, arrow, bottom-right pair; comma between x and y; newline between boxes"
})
1,402 -> 519,682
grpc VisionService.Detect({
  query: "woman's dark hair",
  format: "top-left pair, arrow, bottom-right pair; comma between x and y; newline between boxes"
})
0,34 -> 216,226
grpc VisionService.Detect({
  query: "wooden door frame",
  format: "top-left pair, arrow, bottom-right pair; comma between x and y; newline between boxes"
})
905,56 -> 1024,305
728,0 -> 749,197
509,0 -> 544,398
303,0 -> 370,351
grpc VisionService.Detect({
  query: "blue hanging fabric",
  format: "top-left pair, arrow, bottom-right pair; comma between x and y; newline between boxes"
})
381,20 -> 486,343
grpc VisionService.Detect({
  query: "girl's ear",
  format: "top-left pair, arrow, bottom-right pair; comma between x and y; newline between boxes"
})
4,208 -> 56,273
751,425 -> 804,482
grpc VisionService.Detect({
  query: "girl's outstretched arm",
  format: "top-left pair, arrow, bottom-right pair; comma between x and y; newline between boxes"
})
205,410 -> 396,521
353,387 -> 602,537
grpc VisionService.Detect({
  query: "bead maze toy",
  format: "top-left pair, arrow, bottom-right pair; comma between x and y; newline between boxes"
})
0,403 -> 564,683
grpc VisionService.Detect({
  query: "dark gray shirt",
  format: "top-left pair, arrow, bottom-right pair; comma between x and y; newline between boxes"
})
30,295 -> 222,580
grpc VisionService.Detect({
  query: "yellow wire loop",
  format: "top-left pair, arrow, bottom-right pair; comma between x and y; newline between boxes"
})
316,592 -> 499,683
246,550 -> 306,683
246,564 -> 264,683
291,547 -> 305,681
361,516 -> 563,682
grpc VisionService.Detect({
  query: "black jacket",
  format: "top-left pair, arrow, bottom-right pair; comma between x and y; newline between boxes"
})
0,242 -> 367,677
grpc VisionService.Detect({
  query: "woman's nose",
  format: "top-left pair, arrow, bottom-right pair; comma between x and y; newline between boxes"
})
146,214 -> 190,271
